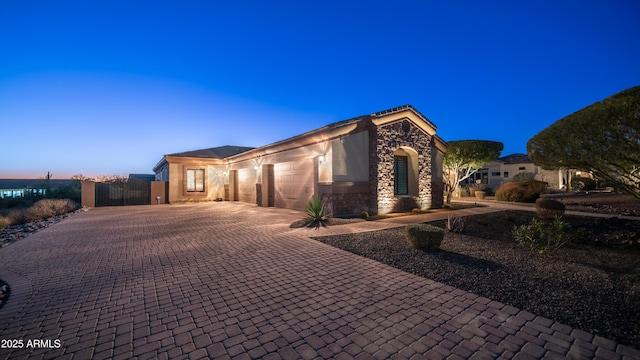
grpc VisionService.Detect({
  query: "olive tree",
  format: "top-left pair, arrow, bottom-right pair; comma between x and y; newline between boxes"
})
443,140 -> 503,203
527,86 -> 640,198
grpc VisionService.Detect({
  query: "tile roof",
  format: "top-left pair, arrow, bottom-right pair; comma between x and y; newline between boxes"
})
499,153 -> 531,164
128,174 -> 156,182
168,145 -> 254,159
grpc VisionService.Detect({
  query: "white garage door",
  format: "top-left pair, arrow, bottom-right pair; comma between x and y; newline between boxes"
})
238,168 -> 257,205
275,160 -> 314,210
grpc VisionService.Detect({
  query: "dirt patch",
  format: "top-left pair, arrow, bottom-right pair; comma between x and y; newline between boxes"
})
313,210 -> 640,349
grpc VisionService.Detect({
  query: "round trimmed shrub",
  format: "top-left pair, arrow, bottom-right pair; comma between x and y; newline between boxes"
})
495,183 -> 524,202
571,176 -> 597,191
495,181 -> 548,203
522,180 -> 548,198
536,198 -> 566,219
405,224 -> 444,250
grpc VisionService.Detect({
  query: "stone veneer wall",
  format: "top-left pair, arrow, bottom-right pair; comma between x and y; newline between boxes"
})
372,119 -> 433,213
430,182 -> 445,208
318,183 -> 370,216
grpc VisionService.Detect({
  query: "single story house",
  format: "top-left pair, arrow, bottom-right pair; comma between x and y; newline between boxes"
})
0,179 -> 75,199
153,105 -> 448,215
461,153 -> 568,190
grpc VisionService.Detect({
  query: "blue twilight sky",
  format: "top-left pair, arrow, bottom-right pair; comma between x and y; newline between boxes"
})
1,1 -> 639,179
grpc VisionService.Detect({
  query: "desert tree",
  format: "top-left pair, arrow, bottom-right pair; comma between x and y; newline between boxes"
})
70,174 -> 95,182
443,140 -> 503,203
527,86 -> 640,199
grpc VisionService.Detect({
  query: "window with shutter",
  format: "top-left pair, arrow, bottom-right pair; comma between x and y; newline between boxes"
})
394,155 -> 408,195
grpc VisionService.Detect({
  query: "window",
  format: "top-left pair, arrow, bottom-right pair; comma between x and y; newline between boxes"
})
491,172 -> 501,177
503,171 -> 509,178
187,169 -> 205,192
394,155 -> 408,195
519,166 -> 526,171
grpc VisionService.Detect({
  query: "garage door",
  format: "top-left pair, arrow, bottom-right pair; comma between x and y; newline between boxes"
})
275,160 -> 314,210
238,168 -> 257,204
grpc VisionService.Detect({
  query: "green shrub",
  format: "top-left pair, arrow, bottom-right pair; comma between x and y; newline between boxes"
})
305,196 -> 331,228
512,172 -> 536,183
535,198 -> 566,219
495,181 -> 547,203
522,180 -> 548,198
571,176 -> 597,191
512,217 -> 575,255
495,183 -> 524,202
405,224 -> 444,250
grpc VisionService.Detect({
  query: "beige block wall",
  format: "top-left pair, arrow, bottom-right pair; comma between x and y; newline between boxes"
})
81,181 -> 95,208
150,181 -> 168,204
331,130 -> 368,182
167,161 -> 223,203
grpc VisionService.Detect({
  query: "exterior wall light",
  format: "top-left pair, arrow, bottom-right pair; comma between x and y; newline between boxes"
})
318,154 -> 326,162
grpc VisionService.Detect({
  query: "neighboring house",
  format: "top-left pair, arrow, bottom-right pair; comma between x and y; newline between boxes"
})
0,179 -> 75,199
461,153 -> 567,190
153,105 -> 448,215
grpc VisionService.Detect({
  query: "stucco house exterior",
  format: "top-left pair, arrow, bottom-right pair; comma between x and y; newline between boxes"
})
461,153 -> 567,190
153,105 -> 448,215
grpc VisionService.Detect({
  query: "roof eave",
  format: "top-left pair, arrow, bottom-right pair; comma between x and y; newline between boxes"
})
225,117 -> 367,163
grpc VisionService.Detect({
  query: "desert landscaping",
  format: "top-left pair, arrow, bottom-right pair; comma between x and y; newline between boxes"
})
314,192 -> 640,349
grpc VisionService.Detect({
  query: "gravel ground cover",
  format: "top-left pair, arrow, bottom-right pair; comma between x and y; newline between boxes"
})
0,208 -> 87,248
544,192 -> 640,216
313,210 -> 640,349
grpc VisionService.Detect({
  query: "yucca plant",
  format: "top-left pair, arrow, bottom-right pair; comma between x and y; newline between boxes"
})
305,196 -> 331,228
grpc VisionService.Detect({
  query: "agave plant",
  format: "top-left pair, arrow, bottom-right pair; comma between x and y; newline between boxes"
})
305,196 -> 331,228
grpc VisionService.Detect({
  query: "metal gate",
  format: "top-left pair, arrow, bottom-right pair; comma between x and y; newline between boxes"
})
95,180 -> 151,206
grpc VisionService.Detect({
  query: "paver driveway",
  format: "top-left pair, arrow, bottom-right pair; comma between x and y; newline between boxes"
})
0,203 -> 638,359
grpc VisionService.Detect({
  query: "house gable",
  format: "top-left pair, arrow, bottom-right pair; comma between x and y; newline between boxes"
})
371,105 -> 438,136
371,116 -> 435,213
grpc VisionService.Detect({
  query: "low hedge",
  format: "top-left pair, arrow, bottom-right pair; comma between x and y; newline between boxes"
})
405,224 -> 444,250
495,181 -> 548,203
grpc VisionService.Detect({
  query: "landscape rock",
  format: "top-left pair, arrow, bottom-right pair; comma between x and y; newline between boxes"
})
0,207 -> 88,248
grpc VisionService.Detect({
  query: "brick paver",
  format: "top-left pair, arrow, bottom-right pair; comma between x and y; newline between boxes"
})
0,202 -> 638,359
